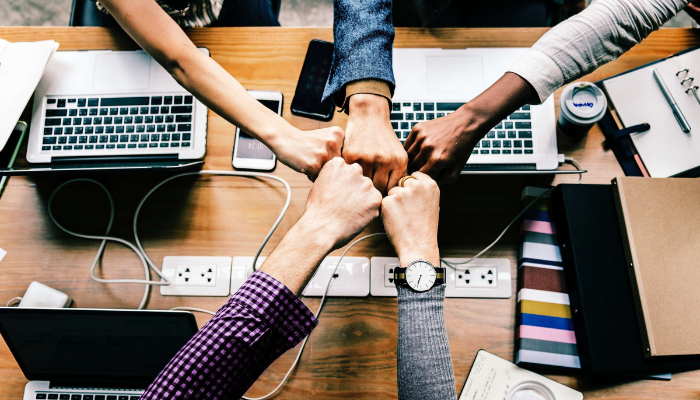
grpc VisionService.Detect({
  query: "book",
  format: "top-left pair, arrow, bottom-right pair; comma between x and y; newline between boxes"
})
0,38 -> 58,151
612,177 -> 700,357
552,183 -> 700,374
515,187 -> 581,371
602,47 -> 700,177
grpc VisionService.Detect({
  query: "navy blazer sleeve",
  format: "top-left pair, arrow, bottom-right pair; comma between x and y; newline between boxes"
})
322,0 -> 396,105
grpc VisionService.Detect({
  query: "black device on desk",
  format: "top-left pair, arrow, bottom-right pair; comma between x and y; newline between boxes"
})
0,308 -> 197,398
552,184 -> 700,375
0,121 -> 27,196
291,39 -> 335,121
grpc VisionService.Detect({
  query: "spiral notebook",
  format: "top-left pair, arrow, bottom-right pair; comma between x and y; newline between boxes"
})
603,47 -> 700,177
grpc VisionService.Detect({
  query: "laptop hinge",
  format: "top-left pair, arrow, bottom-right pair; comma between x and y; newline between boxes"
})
462,163 -> 537,171
51,154 -> 179,164
50,380 -> 148,390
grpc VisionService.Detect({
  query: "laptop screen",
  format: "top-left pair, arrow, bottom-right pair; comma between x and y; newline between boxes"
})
0,308 -> 198,386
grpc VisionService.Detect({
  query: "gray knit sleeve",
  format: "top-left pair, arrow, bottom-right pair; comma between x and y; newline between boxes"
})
397,285 -> 457,400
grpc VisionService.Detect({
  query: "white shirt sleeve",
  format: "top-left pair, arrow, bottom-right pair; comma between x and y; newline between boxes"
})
508,0 -> 691,103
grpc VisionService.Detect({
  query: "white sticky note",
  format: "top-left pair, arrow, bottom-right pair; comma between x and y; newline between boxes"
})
0,248 -> 6,263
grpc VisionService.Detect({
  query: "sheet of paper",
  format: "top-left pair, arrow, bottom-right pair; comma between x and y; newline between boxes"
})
0,39 -> 58,151
603,49 -> 700,177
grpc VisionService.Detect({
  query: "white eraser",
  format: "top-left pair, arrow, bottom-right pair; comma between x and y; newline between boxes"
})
18,282 -> 73,308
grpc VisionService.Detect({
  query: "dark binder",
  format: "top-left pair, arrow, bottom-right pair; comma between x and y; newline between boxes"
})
551,184 -> 700,374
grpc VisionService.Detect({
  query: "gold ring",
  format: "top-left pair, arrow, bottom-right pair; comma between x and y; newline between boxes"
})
399,176 -> 418,187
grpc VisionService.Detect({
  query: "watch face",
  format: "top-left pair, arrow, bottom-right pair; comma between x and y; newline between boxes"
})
405,261 -> 436,292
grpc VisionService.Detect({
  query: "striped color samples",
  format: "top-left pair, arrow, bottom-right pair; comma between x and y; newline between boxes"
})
515,187 -> 581,370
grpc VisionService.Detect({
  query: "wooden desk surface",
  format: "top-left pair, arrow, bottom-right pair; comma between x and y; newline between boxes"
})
0,27 -> 699,399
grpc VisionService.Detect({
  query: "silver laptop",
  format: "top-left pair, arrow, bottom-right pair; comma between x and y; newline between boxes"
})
27,49 -> 208,166
393,48 -> 558,172
0,308 -> 197,400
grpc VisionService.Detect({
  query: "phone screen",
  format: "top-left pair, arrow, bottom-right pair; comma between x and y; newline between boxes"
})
235,100 -> 279,160
291,40 -> 335,121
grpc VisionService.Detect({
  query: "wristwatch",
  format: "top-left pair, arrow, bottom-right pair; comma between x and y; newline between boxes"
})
393,259 -> 445,292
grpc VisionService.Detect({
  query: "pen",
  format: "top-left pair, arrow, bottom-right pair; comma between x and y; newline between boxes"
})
652,68 -> 691,133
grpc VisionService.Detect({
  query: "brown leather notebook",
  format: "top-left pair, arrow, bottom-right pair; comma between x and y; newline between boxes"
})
612,177 -> 700,357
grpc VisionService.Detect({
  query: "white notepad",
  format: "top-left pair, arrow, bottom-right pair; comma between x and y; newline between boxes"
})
0,38 -> 58,152
603,48 -> 700,177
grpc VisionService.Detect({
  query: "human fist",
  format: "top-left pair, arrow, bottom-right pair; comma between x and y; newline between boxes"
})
273,126 -> 344,181
343,94 -> 408,194
381,172 -> 440,267
404,108 -> 480,184
302,157 -> 383,250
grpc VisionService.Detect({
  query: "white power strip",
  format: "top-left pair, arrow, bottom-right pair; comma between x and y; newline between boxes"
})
370,257 -> 511,298
160,256 -> 233,296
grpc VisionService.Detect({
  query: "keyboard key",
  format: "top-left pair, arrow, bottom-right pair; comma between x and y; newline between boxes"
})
53,145 -> 61,150
161,106 -> 170,114
130,107 -> 139,114
182,133 -> 191,141
45,118 -> 61,126
149,143 -> 158,148
120,135 -> 129,143
170,106 -> 192,114
491,150 -> 500,154
426,113 -> 434,120
62,118 -> 73,126
481,140 -> 490,148
518,131 -> 532,138
403,131 -> 410,139
174,95 -> 183,104
75,127 -> 83,134
480,150 -> 489,154
88,98 -> 99,107
120,107 -> 129,115
57,99 -> 66,108
58,137 -> 67,144
524,140 -> 533,148
405,113 -> 414,121
157,125 -> 165,132
36,394 -> 47,399
155,116 -> 164,123
109,135 -> 118,143
83,118 -> 92,125
63,145 -> 73,150
525,149 -> 534,154
141,134 -> 150,142
106,126 -> 114,134
508,131 -> 516,138
46,109 -> 67,117
503,140 -> 511,148
135,116 -> 143,124
172,133 -> 181,140
392,122 -> 398,129
171,142 -> 180,148
403,102 -> 410,107
74,145 -> 83,150
68,98 -> 77,104
72,118 -> 81,125
492,140 -> 501,148
66,127 -> 75,135
136,125 -> 145,132
514,140 -> 522,148
118,396 -> 129,400
161,134 -> 170,141
116,126 -> 124,133
54,128 -> 63,135
69,109 -> 78,116
114,117 -> 123,124
184,95 -> 193,104
497,131 -> 505,138
101,97 -> 148,107
177,124 -> 191,132
416,113 -> 424,120
167,124 -> 176,132
392,103 -> 401,111
510,112 -> 530,120
400,122 -> 409,130
504,121 -> 513,129
472,149 -> 478,155
515,122 -> 531,129
160,143 -> 169,147
96,145 -> 105,149
164,96 -> 173,105
47,98 -> 57,104
44,128 -> 53,135
106,144 -> 115,149
411,122 -> 418,128
79,108 -> 88,116
100,108 -> 108,115
104,117 -> 112,124
494,122 -> 502,129
413,103 -> 421,111
140,106 -> 150,114
43,137 -> 56,145
182,142 -> 191,147
436,112 -> 445,118
94,117 -> 102,124
151,134 -> 160,141
423,102 -> 434,111
117,144 -> 126,149
89,108 -> 98,116
131,135 -> 139,142
503,150 -> 511,154
128,144 -> 137,148
436,102 -> 464,111
486,131 -> 495,138
522,104 -> 531,110
89,136 -> 98,143
79,136 -> 87,143
124,117 -> 133,125
138,143 -> 147,148
110,108 -> 118,115
165,115 -> 174,123
68,136 -> 77,144
390,113 -> 403,121
49,395 -> 59,399
147,125 -> 155,132
126,126 -> 135,133
83,396 -> 93,400
151,107 -> 159,114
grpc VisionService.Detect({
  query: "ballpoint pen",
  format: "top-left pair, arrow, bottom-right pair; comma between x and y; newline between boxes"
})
652,68 -> 691,133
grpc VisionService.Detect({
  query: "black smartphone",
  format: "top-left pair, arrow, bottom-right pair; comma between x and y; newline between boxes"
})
291,39 -> 335,121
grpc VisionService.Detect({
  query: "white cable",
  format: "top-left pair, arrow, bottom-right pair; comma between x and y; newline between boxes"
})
47,171 -> 291,310
242,232 -> 387,400
5,297 -> 22,307
169,306 -> 216,316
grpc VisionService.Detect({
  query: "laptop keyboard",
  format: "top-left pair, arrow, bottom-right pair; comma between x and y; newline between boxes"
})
35,394 -> 140,400
42,95 -> 194,153
390,102 -> 534,156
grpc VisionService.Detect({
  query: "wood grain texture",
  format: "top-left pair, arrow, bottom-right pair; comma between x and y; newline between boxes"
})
0,27 -> 699,399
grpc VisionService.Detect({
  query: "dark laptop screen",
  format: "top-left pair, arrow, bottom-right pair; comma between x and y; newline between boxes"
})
0,308 -> 198,385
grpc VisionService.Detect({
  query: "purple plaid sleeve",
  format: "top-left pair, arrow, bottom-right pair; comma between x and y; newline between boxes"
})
141,271 -> 318,400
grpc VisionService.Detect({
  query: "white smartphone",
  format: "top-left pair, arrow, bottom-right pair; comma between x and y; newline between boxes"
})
232,90 -> 283,171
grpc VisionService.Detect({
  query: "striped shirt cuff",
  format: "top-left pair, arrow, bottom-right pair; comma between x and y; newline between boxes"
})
221,271 -> 318,348
507,49 -> 564,104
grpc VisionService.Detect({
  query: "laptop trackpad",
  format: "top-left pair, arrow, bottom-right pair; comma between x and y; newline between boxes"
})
94,53 -> 151,92
426,56 -> 483,93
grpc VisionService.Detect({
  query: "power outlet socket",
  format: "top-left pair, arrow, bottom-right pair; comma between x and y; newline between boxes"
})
302,257 -> 370,297
160,256 -> 232,296
231,257 -> 265,294
370,257 -> 511,298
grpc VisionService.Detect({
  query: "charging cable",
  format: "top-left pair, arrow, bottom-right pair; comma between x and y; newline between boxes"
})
47,171 -> 291,310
